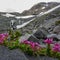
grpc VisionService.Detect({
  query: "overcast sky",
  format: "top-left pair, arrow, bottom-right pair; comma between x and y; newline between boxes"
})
0,0 -> 60,13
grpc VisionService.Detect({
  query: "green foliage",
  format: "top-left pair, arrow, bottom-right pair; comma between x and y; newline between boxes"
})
8,29 -> 22,40
50,50 -> 60,60
46,44 -> 51,56
19,44 -> 34,56
8,29 -> 14,35
8,29 -> 15,40
10,33 -> 15,40
3,40 -> 8,46
6,40 -> 19,50
39,48 -> 46,56
15,30 -> 22,38
55,20 -> 60,25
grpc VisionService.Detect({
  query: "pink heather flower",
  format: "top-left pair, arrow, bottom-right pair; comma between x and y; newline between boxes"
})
3,33 -> 8,37
23,40 -> 31,44
0,33 -> 8,44
52,43 -> 60,52
22,40 -> 41,51
35,42 -> 40,46
30,42 -> 35,49
54,43 -> 60,47
44,38 -> 53,44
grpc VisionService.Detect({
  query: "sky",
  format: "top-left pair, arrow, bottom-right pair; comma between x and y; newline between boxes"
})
0,0 -> 60,13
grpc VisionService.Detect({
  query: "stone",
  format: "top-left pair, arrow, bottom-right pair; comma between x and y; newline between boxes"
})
28,35 -> 40,43
33,27 -> 49,39
19,33 -> 31,43
53,25 -> 60,34
0,46 -> 28,60
47,34 -> 60,41
28,27 -> 49,43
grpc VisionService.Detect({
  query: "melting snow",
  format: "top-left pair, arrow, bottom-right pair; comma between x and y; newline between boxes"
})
20,15 -> 35,19
15,16 -> 20,19
42,7 -> 45,9
15,15 -> 35,19
2,13 -> 15,17
16,18 -> 35,29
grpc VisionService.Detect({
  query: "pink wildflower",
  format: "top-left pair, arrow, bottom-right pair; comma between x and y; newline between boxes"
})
52,43 -> 60,52
0,33 -> 8,44
23,40 -> 41,51
23,40 -> 30,44
44,38 -> 53,44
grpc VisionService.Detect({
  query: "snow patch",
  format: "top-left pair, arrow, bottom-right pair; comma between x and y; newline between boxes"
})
2,13 -> 15,17
15,15 -> 35,19
42,7 -> 45,9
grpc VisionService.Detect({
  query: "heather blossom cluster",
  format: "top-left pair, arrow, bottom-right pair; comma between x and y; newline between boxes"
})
44,38 -> 60,56
44,38 -> 60,52
22,40 -> 41,51
52,43 -> 60,52
0,32 -> 60,58
44,38 -> 53,56
0,33 -> 8,44
44,38 -> 53,44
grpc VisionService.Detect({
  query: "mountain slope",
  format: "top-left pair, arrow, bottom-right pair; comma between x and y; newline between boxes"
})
21,2 -> 60,15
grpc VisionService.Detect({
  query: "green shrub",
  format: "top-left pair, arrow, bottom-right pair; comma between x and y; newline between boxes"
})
7,40 -> 19,50
19,44 -> 35,56
8,29 -> 22,41
15,30 -> 22,38
39,48 -> 46,56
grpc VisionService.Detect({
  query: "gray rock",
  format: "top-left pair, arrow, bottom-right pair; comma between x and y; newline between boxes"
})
53,25 -> 60,34
19,33 -> 31,43
47,33 -> 60,40
0,46 -> 28,60
33,27 -> 49,39
28,35 -> 40,43
28,27 -> 49,43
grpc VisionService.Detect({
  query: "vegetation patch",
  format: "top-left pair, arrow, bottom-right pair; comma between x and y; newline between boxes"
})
0,30 -> 60,60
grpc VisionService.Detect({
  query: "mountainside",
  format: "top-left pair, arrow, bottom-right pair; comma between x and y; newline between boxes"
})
21,2 -> 60,15
0,2 -> 60,34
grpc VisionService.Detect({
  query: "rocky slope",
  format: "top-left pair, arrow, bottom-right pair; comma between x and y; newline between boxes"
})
0,2 -> 60,34
21,2 -> 60,15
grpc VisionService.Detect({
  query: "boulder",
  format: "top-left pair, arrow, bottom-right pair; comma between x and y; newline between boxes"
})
0,46 -> 28,60
33,27 -> 49,39
28,27 -> 49,43
28,35 -> 40,43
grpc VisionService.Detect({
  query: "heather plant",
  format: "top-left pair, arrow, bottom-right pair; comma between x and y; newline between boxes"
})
8,40 -> 19,50
44,38 -> 53,56
15,30 -> 22,38
0,33 -> 8,44
20,40 -> 41,56
52,43 -> 60,60
8,29 -> 22,40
